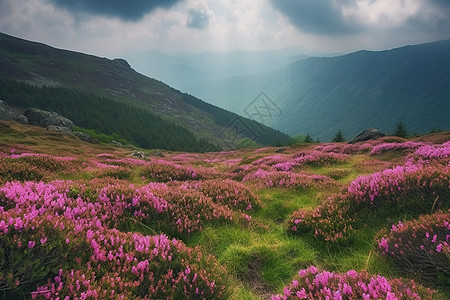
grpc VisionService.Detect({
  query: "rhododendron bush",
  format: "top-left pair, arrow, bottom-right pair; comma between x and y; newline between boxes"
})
242,168 -> 333,190
0,154 -> 80,183
377,210 -> 450,281
272,266 -> 435,300
188,179 -> 261,212
370,141 -> 428,155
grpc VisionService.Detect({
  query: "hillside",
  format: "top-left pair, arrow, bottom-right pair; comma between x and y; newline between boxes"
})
0,32 -> 291,151
188,40 -> 450,142
1,120 -> 449,299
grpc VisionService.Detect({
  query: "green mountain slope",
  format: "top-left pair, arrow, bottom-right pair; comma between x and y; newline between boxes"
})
188,40 -> 450,141
0,32 -> 291,150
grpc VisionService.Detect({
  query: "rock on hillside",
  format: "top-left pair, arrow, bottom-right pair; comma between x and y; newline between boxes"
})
0,100 -> 28,124
24,108 -> 74,129
348,128 -> 385,144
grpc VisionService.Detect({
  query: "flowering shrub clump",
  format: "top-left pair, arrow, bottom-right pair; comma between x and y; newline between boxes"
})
0,153 -> 80,183
0,159 -> 45,183
0,213 -> 83,293
347,164 -> 450,209
228,164 -> 266,181
379,136 -> 408,143
140,160 -> 203,182
370,142 -> 428,155
272,266 -> 435,300
95,165 -> 132,180
288,164 -> 450,241
293,151 -> 349,167
289,194 -> 354,242
414,142 -> 450,159
192,179 -> 261,212
243,168 -> 333,190
315,143 -> 374,154
146,183 -> 233,237
377,210 -> 450,281
251,155 -> 291,167
248,151 -> 348,173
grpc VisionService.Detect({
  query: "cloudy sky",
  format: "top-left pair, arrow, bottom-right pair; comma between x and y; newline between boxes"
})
0,0 -> 449,57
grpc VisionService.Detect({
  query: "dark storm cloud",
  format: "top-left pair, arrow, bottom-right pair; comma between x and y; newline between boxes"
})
431,0 -> 450,9
186,8 -> 209,29
47,0 -> 183,21
270,0 -> 450,37
269,0 -> 359,35
407,0 -> 450,33
0,0 -> 13,17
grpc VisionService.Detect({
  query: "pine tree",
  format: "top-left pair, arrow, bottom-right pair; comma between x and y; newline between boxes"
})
304,134 -> 313,143
393,121 -> 408,138
333,130 -> 345,142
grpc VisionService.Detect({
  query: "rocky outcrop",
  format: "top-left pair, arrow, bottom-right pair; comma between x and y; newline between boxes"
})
0,100 -> 28,124
24,108 -> 74,129
348,128 -> 386,144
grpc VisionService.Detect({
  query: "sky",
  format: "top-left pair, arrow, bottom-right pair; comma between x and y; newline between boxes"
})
0,0 -> 449,58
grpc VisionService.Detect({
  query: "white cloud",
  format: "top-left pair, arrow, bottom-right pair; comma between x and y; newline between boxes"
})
343,0 -> 421,27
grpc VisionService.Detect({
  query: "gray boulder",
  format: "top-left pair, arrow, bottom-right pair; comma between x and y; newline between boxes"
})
0,100 -> 28,124
133,151 -> 145,158
348,128 -> 386,144
150,151 -> 164,158
74,132 -> 99,144
24,108 -> 74,129
110,140 -> 122,146
47,125 -> 73,135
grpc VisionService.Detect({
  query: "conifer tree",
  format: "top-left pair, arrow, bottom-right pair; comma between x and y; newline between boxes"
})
304,134 -> 313,143
393,121 -> 408,138
333,130 -> 345,142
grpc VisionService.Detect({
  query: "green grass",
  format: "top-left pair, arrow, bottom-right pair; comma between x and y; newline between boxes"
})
185,182 -> 417,297
186,223 -> 318,298
185,188 -> 326,296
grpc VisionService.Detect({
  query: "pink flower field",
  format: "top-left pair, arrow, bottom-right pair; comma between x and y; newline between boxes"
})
0,123 -> 449,299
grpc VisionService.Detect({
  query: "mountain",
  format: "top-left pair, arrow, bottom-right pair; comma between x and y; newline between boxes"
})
0,32 -> 291,150
188,40 -> 450,142
123,49 -> 306,91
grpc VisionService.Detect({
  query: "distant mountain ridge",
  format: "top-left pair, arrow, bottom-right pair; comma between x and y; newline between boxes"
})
188,39 -> 450,141
124,48 -> 306,91
0,32 -> 291,150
